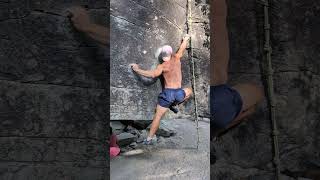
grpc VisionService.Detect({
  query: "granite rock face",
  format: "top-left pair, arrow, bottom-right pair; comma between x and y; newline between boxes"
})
211,0 -> 320,179
110,0 -> 210,120
0,1 -> 108,179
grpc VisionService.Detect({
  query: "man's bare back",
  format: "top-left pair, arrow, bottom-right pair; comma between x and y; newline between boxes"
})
161,55 -> 182,89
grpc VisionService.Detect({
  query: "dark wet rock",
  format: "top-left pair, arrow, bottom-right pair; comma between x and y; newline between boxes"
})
124,125 -> 141,136
110,121 -> 126,135
117,133 -> 137,147
129,142 -> 138,149
132,120 -> 152,129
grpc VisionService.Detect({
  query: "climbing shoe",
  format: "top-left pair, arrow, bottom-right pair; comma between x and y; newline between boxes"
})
169,105 -> 179,114
143,135 -> 157,145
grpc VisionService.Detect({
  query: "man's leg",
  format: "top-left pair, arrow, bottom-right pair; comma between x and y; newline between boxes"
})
214,84 -> 264,137
148,105 -> 168,138
229,83 -> 264,128
169,87 -> 193,113
211,0 -> 229,85
183,87 -> 193,101
210,0 -> 230,138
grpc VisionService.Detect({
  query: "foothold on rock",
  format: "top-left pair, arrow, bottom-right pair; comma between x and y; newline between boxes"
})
117,132 -> 137,147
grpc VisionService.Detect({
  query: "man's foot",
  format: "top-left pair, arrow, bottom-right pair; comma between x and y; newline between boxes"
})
169,105 -> 179,113
143,135 -> 157,145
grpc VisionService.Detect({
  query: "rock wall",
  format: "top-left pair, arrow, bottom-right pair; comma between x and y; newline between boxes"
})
0,1 -> 108,179
211,0 -> 320,179
110,0 -> 210,120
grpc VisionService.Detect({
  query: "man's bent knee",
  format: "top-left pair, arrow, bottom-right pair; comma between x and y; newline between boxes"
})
184,87 -> 193,98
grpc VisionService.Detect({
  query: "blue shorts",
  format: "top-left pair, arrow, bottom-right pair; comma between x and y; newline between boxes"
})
158,88 -> 186,108
210,84 -> 243,128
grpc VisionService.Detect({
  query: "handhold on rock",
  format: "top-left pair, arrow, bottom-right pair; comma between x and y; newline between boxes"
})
132,70 -> 158,86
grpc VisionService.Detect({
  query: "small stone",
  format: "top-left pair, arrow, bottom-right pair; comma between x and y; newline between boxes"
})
132,121 -> 152,129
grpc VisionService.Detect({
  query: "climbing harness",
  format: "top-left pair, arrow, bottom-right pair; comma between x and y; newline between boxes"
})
261,0 -> 281,179
186,0 -> 200,149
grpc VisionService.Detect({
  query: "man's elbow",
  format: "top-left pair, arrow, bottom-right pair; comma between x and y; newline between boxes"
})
150,73 -> 157,78
175,53 -> 182,59
150,72 -> 160,78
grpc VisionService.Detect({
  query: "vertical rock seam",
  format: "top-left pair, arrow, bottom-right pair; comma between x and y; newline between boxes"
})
187,0 -> 200,149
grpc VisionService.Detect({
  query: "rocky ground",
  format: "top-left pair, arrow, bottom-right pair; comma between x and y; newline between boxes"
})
110,118 -> 210,180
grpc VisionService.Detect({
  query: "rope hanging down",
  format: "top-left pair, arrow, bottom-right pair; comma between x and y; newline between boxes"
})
262,0 -> 281,179
186,0 -> 200,149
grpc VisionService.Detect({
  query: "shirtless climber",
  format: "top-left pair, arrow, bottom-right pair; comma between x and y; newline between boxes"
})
68,6 -> 109,45
130,35 -> 193,145
210,0 -> 264,137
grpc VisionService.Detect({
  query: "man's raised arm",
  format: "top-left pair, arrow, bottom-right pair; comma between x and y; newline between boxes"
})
176,35 -> 190,59
211,0 -> 229,85
68,7 -> 109,45
130,64 -> 163,78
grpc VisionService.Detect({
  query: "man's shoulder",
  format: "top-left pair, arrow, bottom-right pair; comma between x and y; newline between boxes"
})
172,54 -> 181,60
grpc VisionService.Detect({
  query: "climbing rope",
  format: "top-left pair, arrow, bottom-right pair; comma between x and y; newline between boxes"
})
186,0 -> 200,150
261,0 -> 281,179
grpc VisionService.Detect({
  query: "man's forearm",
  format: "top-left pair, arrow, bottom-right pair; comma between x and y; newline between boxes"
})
180,39 -> 188,51
176,39 -> 188,57
86,24 -> 109,45
135,68 -> 155,78
210,0 -> 229,84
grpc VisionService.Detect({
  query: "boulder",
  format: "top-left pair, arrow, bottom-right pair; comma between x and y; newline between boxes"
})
110,121 -> 126,135
116,133 -> 137,147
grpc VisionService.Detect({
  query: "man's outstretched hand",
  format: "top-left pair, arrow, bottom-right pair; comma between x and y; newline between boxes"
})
67,6 -> 92,33
130,63 -> 139,72
183,34 -> 191,42
67,6 -> 109,45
